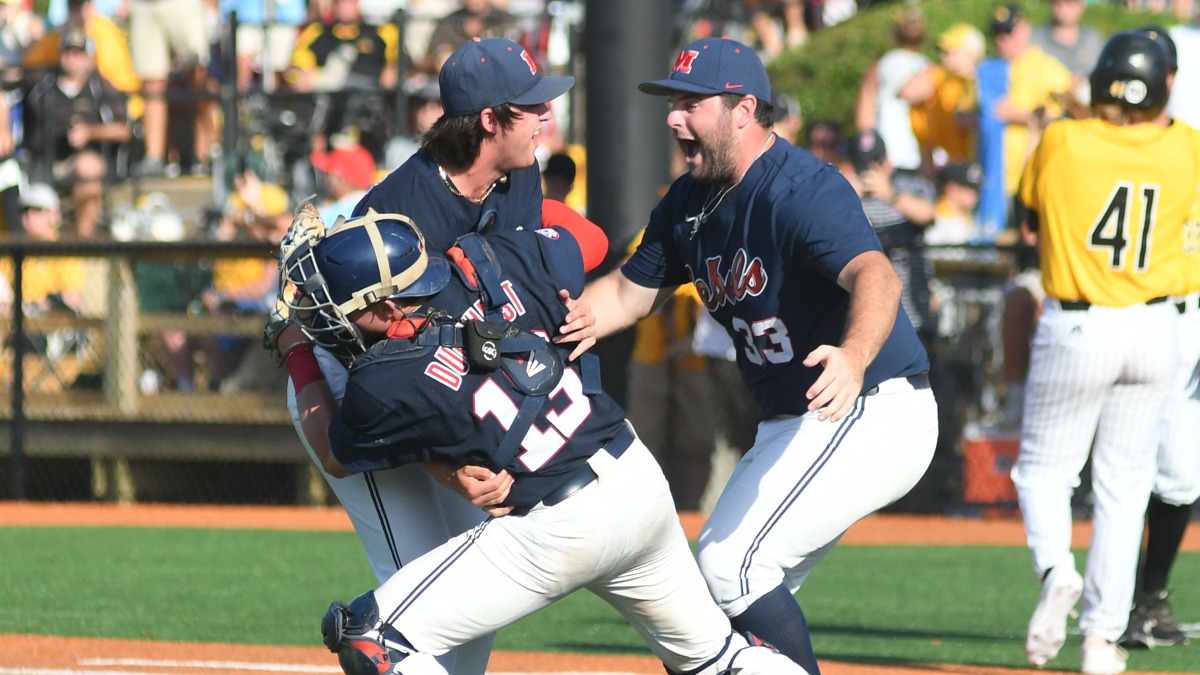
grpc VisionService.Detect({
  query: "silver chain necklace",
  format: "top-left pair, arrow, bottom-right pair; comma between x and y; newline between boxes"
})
684,133 -> 775,240
438,165 -> 505,204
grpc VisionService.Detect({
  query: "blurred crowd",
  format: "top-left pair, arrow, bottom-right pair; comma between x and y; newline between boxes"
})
0,0 -> 1195,446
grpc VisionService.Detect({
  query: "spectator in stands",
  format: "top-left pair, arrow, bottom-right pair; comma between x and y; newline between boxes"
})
128,0 -> 211,177
222,0 -> 308,92
23,0 -> 143,121
422,0 -> 519,76
203,172 -> 290,393
772,91 -> 803,144
975,4 -> 1071,240
0,0 -> 45,71
287,0 -> 401,151
535,112 -> 587,214
901,23 -> 984,177
22,25 -> 132,238
842,130 -> 937,344
626,260 -> 717,511
854,7 -> 928,173
0,183 -> 84,318
803,118 -> 842,164
541,152 -> 575,204
311,142 -> 377,222
383,79 -> 442,169
926,161 -> 983,247
745,0 -> 807,58
1030,0 -> 1104,102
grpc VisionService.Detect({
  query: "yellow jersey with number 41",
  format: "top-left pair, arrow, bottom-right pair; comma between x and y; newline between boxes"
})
1019,118 -> 1199,306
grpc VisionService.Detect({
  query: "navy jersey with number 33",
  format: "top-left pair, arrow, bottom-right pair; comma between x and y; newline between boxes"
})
623,138 -> 929,420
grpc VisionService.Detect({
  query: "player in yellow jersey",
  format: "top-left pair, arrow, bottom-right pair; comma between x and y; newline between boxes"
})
1010,32 -> 1197,675
1118,25 -> 1200,651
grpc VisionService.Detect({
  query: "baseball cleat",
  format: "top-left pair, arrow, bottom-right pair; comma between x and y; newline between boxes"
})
1120,589 -> 1189,648
1081,636 -> 1127,675
336,638 -> 405,675
1025,565 -> 1083,666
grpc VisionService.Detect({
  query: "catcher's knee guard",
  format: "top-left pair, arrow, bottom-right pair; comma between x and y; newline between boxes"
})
322,593 -> 410,675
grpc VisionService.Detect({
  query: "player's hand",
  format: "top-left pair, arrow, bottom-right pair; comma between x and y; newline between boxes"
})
859,167 -> 892,200
453,465 -> 514,517
802,344 -> 867,422
67,123 -> 89,149
554,289 -> 596,361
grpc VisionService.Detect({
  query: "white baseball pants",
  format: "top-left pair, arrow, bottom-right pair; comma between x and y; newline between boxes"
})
1013,299 -> 1178,641
696,381 -> 938,615
289,355 -> 493,675
1153,293 -> 1200,505
370,438 -> 809,675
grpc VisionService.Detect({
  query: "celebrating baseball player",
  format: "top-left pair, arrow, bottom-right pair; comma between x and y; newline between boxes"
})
1118,25 -> 1200,651
275,209 -> 808,675
1010,31 -> 1199,675
558,37 -> 938,675
264,36 -> 595,675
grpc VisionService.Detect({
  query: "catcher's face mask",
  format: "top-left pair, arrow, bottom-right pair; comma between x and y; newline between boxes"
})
281,209 -> 450,360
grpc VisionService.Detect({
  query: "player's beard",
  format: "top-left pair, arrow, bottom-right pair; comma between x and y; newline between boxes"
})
684,122 -> 738,185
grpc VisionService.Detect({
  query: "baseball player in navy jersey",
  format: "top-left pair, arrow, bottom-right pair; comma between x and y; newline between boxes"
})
266,36 -> 594,675
275,211 -> 808,675
559,37 -> 939,675
1011,32 -> 1195,675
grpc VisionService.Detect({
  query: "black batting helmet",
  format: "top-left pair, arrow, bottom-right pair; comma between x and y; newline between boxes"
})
1090,31 -> 1170,113
1134,25 -> 1178,73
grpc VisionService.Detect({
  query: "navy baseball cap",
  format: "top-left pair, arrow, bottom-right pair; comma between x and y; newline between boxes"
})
639,37 -> 772,101
439,38 -> 575,116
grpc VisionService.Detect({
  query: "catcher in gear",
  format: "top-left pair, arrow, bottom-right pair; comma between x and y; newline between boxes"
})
278,210 -> 808,675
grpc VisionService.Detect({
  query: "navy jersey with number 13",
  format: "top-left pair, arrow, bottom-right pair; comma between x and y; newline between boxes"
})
328,228 -> 628,510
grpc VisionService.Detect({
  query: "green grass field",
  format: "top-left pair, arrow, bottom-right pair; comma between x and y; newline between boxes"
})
0,525 -> 1196,671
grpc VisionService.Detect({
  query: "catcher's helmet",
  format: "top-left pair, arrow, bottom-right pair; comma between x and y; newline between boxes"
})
283,209 -> 450,359
1090,31 -> 1170,113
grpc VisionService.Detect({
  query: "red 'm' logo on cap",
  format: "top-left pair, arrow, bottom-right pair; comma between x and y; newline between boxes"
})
673,50 -> 699,74
519,49 -> 538,74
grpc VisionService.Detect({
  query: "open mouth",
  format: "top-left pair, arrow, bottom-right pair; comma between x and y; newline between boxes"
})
677,138 -> 699,160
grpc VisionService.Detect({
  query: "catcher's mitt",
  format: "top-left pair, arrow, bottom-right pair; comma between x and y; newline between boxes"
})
279,199 -> 326,263
263,200 -> 327,365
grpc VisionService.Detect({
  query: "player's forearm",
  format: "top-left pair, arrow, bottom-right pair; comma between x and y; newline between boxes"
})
281,325 -> 348,478
893,193 -> 935,226
580,269 -> 656,339
837,251 -> 900,366
295,378 -> 347,478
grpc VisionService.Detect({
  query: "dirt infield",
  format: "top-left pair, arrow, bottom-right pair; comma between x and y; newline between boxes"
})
2,503 -> 1195,675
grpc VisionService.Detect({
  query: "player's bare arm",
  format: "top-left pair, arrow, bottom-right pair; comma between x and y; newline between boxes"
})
555,269 -> 673,360
275,323 -> 350,477
803,250 -> 901,421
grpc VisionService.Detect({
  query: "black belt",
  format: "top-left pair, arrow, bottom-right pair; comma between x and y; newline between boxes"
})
540,422 -> 636,508
864,372 -> 930,396
1177,295 -> 1200,315
1059,296 -> 1168,311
